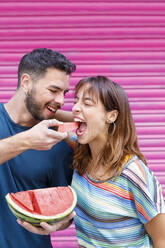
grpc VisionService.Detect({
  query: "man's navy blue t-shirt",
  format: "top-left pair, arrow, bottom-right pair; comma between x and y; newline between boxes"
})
0,103 -> 73,248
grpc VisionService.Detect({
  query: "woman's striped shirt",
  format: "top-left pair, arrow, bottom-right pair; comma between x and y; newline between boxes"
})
71,155 -> 165,248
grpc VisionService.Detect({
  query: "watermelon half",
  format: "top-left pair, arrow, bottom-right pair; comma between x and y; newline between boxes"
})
5,186 -> 77,226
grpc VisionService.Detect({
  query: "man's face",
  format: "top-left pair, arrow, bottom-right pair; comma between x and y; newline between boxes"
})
25,68 -> 70,121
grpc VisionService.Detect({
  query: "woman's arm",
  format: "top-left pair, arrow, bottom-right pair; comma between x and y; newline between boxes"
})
144,213 -> 165,248
55,110 -> 73,122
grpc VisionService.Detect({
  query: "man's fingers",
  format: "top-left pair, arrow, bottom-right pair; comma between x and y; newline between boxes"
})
48,129 -> 68,140
40,222 -> 56,232
17,219 -> 49,235
67,211 -> 76,219
45,119 -> 69,139
40,212 -> 76,232
46,119 -> 63,128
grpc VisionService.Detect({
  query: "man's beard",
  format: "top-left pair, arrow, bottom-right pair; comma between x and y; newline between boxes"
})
25,90 -> 45,121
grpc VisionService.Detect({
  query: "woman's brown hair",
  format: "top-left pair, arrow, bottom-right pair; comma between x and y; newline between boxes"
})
73,76 -> 147,178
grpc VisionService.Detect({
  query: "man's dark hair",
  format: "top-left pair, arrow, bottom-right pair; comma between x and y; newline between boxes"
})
17,48 -> 76,88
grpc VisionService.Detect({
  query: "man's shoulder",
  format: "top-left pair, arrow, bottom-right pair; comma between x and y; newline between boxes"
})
0,103 -> 4,113
0,103 -> 6,123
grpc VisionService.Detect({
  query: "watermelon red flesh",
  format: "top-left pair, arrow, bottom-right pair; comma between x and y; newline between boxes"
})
9,187 -> 74,216
31,187 -> 74,216
58,122 -> 78,133
10,192 -> 34,212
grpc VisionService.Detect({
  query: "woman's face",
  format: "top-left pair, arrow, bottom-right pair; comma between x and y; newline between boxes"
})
72,84 -> 109,147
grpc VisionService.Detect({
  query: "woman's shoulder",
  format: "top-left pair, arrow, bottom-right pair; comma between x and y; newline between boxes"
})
121,155 -> 154,186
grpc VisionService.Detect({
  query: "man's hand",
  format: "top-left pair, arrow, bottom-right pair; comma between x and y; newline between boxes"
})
0,119 -> 69,164
23,119 -> 68,150
17,212 -> 75,235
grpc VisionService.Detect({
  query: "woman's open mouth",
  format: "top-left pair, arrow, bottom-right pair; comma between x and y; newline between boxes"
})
74,117 -> 87,137
77,122 -> 87,136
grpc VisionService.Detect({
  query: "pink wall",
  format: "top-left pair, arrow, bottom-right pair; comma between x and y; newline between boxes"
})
0,0 -> 165,247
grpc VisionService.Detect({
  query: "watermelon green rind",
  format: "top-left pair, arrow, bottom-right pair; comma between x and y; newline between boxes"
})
5,186 -> 77,225
8,204 -> 60,226
8,204 -> 42,225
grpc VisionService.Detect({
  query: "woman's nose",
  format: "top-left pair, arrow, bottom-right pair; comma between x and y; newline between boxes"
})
72,102 -> 81,113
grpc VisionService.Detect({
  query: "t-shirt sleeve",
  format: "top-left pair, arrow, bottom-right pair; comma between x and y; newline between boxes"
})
124,158 -> 165,224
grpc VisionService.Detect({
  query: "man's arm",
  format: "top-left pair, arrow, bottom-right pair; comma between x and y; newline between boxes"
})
0,132 -> 30,164
0,119 -> 68,164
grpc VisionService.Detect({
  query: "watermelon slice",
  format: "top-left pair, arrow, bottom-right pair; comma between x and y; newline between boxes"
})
5,186 -> 77,226
10,192 -> 34,212
58,122 -> 78,133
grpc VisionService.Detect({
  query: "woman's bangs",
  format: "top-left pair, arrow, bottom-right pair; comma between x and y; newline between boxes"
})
75,80 -> 99,102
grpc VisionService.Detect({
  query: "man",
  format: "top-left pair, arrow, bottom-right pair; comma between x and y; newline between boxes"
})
0,48 -> 76,248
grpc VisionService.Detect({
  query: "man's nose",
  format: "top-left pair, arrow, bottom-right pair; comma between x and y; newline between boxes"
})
55,93 -> 64,106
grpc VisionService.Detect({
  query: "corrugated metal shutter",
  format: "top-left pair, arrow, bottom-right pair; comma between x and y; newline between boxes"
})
0,1 -> 165,247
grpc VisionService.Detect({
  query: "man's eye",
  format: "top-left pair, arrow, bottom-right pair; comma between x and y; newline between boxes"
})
64,91 -> 69,96
49,89 -> 56,93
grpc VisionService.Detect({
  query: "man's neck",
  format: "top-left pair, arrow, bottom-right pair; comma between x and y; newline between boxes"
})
4,91 -> 38,127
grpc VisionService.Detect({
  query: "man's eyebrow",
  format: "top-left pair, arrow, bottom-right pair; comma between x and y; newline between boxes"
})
49,85 -> 69,92
49,85 -> 62,90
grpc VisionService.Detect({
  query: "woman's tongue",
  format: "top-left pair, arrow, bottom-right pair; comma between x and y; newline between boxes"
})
77,122 -> 87,136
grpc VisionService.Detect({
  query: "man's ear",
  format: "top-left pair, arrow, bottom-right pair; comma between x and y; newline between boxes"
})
106,110 -> 118,123
20,73 -> 32,94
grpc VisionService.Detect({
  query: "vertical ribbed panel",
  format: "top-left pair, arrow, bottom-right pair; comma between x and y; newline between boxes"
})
0,1 -> 165,247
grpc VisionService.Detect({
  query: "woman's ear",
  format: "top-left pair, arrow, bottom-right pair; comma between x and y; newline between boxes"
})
106,110 -> 118,123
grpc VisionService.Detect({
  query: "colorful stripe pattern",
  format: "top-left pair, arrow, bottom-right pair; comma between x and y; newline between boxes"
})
71,156 -> 165,248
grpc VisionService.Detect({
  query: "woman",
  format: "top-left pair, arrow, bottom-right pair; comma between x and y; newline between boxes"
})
71,76 -> 165,248
18,75 -> 165,247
